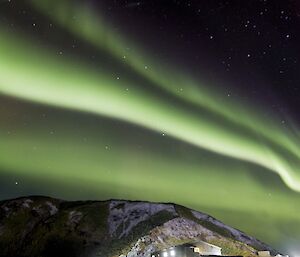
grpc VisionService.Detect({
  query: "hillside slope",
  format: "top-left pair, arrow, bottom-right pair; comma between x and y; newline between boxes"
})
0,196 -> 279,257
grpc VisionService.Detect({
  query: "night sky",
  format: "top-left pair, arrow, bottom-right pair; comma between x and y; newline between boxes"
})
0,0 -> 300,255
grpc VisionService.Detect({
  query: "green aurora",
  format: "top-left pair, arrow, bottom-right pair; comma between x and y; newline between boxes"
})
0,0 -> 299,253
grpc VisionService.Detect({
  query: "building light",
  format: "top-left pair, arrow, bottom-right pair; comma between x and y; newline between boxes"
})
170,249 -> 175,256
163,252 -> 168,257
194,247 -> 200,253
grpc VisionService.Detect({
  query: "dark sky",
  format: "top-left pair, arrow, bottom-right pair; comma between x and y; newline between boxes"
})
2,0 -> 300,121
94,0 -> 300,121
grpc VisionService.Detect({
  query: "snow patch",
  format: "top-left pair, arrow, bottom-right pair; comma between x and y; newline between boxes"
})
126,237 -> 155,257
157,217 -> 214,239
45,201 -> 58,215
125,217 -> 215,257
2,206 -> 11,217
22,199 -> 33,208
68,211 -> 83,225
192,210 -> 270,249
108,201 -> 177,238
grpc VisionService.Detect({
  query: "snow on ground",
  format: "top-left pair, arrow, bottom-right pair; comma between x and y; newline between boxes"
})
45,201 -> 58,215
192,210 -> 270,249
108,201 -> 177,238
68,211 -> 83,227
154,217 -> 214,239
125,217 -> 215,257
22,199 -> 33,209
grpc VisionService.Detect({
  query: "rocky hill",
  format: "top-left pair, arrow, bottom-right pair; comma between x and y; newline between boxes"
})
0,196 -> 279,257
